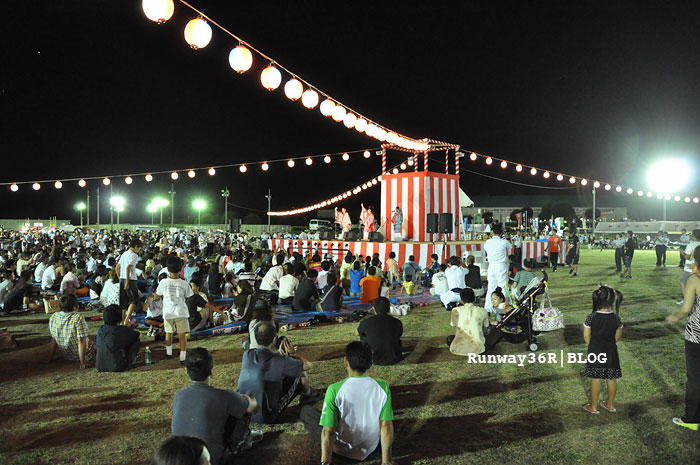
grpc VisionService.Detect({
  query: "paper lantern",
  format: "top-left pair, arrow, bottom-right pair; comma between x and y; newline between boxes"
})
142,0 -> 174,23
530,168 -> 537,175
32,182 -> 40,191
626,188 -> 633,194
324,155 -> 331,164
78,179 -> 87,187
500,161 -> 508,169
260,65 -> 281,91
674,195 -> 681,201
305,157 -> 313,166
301,89 -> 319,109
284,78 -> 303,100
354,118 -> 366,133
187,170 -> 195,178
604,184 -> 611,191
229,45 -> 253,73
593,181 -> 600,188
556,174 -> 564,181
170,172 -> 178,180
239,165 -> 247,173
515,164 -> 522,172
637,190 -> 643,196
261,163 -> 269,171
616,186 -> 622,192
10,183 -> 18,192
145,174 -> 153,182
363,151 -> 371,159
569,176 -> 576,184
342,153 -> 350,161
287,160 -> 295,168
400,163 -> 407,170
103,177 -> 111,186
392,168 -> 399,174
581,179 -> 588,186
54,181 -> 63,189
343,113 -> 357,128
543,171 -> 550,178
125,176 -> 133,184
208,168 -> 216,176
470,153 -> 478,161
320,99 -> 336,117
647,192 -> 653,198
332,105 -> 346,122
694,197 -> 699,204
485,157 -> 493,165
184,18 -> 212,50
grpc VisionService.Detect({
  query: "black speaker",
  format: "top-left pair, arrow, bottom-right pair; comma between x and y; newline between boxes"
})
319,230 -> 334,240
343,231 -> 359,241
368,231 -> 384,242
426,213 -> 439,233
230,219 -> 242,233
439,213 -> 453,233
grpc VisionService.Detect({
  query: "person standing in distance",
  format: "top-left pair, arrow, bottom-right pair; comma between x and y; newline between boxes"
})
547,230 -> 562,272
391,206 -> 403,242
483,223 -> 511,313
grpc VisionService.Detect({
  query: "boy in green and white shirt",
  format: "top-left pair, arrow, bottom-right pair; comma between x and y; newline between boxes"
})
301,341 -> 396,465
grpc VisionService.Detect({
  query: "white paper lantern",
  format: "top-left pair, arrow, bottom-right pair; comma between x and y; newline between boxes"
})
342,153 -> 350,161
145,174 -> 153,182
54,181 -> 63,189
103,177 -> 111,186
142,0 -> 174,23
260,65 -> 282,91
284,79 -> 303,100
324,155 -> 331,164
208,168 -> 216,176
171,172 -> 179,180
229,45 -> 253,73
320,99 -> 336,117
301,89 -> 319,109
184,18 -> 212,50
355,118 -> 367,133
79,179 -> 87,187
363,151 -> 371,158
332,105 -> 346,122
239,165 -> 247,173
125,176 -> 133,184
32,182 -> 41,191
10,183 -> 18,192
343,113 -> 357,128
287,160 -> 295,168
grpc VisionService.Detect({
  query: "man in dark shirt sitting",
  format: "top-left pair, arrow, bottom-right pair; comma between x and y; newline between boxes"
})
293,269 -> 319,312
188,272 -> 229,332
237,322 -> 322,424
172,348 -> 262,465
2,270 -> 38,313
96,305 -> 140,372
356,297 -> 403,365
465,255 -> 484,298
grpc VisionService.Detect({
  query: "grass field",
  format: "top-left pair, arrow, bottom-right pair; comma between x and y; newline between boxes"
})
1,249 -> 699,465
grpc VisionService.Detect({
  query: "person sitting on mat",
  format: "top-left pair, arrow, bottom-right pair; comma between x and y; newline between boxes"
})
360,266 -> 382,304
293,269 -> 320,312
356,297 -> 403,366
446,288 -> 488,356
96,304 -> 141,372
278,263 -> 298,306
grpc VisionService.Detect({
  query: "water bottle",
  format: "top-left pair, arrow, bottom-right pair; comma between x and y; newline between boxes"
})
144,346 -> 152,366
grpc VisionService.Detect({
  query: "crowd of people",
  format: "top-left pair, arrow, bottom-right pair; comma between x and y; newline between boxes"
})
0,223 -> 698,464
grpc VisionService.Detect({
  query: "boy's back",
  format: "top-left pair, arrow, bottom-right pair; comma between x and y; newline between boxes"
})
156,277 -> 192,319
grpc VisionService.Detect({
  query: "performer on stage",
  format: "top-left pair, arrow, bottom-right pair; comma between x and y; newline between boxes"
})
483,223 -> 512,313
334,207 -> 352,235
391,206 -> 404,242
360,204 -> 376,241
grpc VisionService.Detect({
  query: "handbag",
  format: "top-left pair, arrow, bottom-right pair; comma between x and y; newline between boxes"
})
533,289 -> 564,331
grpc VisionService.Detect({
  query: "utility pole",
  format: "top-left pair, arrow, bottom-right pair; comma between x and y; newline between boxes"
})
592,187 -> 596,235
110,183 -> 114,231
265,189 -> 272,227
221,187 -> 230,228
96,188 -> 100,227
663,198 -> 667,221
169,184 -> 176,226
86,190 -> 90,226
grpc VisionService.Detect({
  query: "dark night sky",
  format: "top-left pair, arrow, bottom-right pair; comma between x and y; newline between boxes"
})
1,0 -> 699,224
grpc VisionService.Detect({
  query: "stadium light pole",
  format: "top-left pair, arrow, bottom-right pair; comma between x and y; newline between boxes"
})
147,203 -> 157,225
110,196 -> 126,228
154,198 -> 168,225
647,159 -> 691,221
75,202 -> 86,227
193,199 -> 206,227
221,187 -> 230,227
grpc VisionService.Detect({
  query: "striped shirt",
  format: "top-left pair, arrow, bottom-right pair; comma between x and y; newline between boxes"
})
685,284 -> 700,344
49,311 -> 88,361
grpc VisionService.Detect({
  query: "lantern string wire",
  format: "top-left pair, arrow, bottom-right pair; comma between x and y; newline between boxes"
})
0,147 -> 380,186
176,0 -> 409,141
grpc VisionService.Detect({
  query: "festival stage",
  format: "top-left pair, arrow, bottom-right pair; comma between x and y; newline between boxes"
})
267,239 -> 569,270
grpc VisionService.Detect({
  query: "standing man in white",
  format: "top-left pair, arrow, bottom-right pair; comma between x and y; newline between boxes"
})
483,223 -> 512,313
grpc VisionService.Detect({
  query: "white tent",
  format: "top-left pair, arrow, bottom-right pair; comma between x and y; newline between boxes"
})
458,188 -> 474,238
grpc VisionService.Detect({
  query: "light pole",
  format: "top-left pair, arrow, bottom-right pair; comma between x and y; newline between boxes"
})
154,198 -> 168,225
75,202 -> 86,227
168,184 -> 176,226
147,203 -> 157,225
221,187 -> 230,227
265,189 -> 272,227
592,187 -> 596,234
110,196 -> 125,229
193,200 -> 206,227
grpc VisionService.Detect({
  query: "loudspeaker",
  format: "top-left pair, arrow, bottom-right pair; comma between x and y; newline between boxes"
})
343,230 -> 359,241
426,213 -> 439,233
319,230 -> 334,240
439,213 -> 453,233
368,231 -> 384,242
230,219 -> 242,233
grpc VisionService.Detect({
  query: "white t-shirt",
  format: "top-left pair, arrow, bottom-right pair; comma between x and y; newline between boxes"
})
432,271 -> 450,295
444,265 -> 468,290
118,249 -> 139,281
318,270 -> 330,289
156,277 -> 193,320
278,275 -> 298,300
684,241 -> 700,273
34,262 -> 47,283
146,297 -> 163,319
484,236 -> 512,266
260,265 -> 284,291
41,265 -> 57,290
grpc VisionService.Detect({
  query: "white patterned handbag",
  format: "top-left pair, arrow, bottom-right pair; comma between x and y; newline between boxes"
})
533,289 -> 564,331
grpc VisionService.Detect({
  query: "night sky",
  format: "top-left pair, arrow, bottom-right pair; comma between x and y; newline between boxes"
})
2,1 -> 699,225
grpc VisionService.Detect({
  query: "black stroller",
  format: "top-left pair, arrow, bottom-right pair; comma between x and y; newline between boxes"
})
485,271 -> 549,352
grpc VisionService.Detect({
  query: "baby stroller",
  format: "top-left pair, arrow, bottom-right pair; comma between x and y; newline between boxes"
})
485,271 -> 549,352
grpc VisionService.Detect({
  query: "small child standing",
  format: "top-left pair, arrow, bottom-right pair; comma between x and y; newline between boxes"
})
155,256 -> 193,364
582,286 -> 623,414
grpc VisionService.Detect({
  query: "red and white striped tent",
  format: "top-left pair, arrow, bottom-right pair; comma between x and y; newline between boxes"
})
379,171 -> 461,242
521,240 -> 569,265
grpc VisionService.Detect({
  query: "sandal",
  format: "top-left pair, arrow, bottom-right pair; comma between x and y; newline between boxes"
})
600,401 -> 616,413
582,403 -> 599,414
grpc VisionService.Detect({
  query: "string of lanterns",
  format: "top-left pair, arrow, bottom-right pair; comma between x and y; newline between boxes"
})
461,150 -> 700,204
4,148 -> 379,192
268,158 -> 414,216
141,0 -> 429,152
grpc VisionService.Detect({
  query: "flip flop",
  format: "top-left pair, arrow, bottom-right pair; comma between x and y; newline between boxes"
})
600,401 -> 616,413
582,403 -> 599,414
